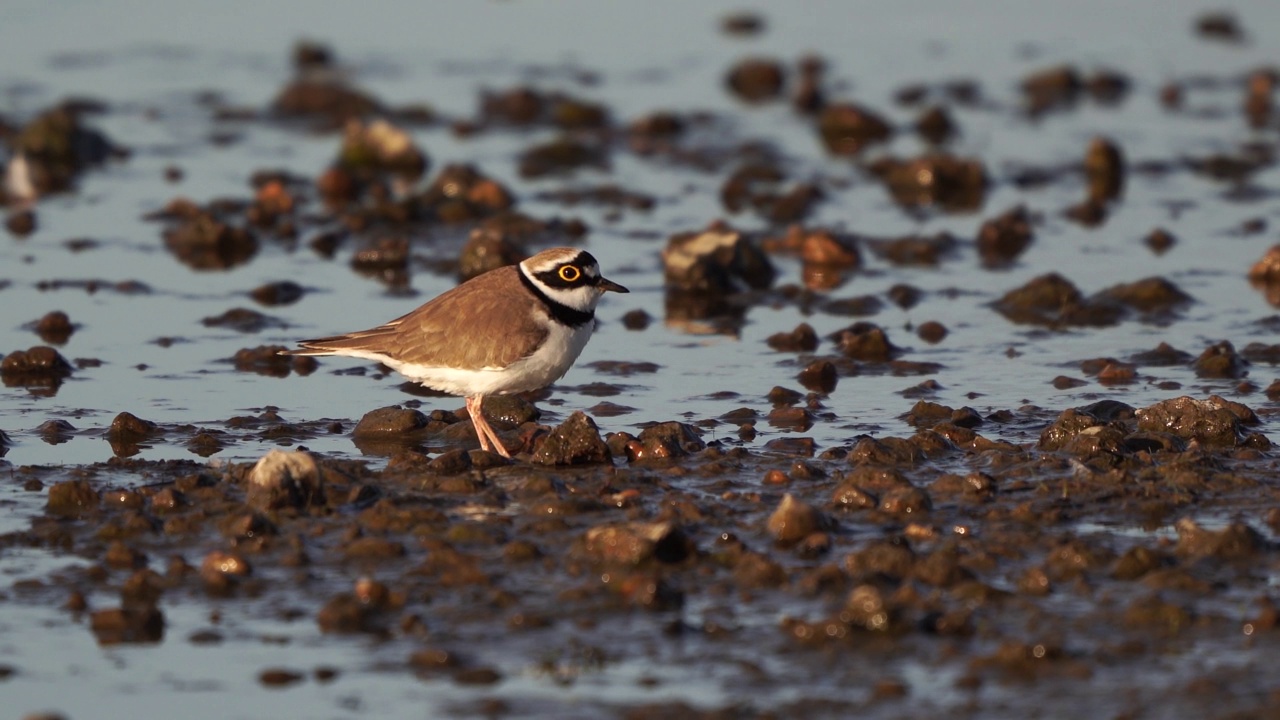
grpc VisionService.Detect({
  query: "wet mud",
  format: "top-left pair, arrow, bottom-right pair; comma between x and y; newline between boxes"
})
4,3 -> 1280,718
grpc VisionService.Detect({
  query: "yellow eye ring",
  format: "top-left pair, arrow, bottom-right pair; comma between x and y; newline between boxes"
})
559,265 -> 582,282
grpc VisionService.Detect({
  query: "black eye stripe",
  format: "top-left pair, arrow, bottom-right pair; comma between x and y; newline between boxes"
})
536,262 -> 598,288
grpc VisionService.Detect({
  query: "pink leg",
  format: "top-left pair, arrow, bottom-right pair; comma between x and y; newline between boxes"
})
465,396 -> 510,458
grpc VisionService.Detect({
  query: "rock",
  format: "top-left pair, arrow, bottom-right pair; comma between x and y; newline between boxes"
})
797,360 -> 837,393
548,95 -> 610,130
250,280 -> 305,306
1145,228 -> 1176,255
343,537 -> 407,560
1097,277 -> 1192,314
1084,136 -> 1125,203
46,480 -> 99,517
234,345 -> 315,377
1,346 -> 73,382
725,57 -> 786,103
581,521 -> 692,566
353,407 -> 429,436
993,273 -> 1123,328
1174,518 -> 1264,560
845,539 -> 916,580
336,118 -> 428,181
203,307 -> 282,333
792,55 -> 826,113
517,137 -> 607,179
417,164 -> 515,221
105,541 -> 147,570
317,593 -> 383,634
1194,10 -> 1244,43
721,12 -> 765,36
270,42 -> 384,122
843,584 -> 894,631
916,104 -> 956,144
834,322 -> 899,362
32,310 -> 74,344
426,449 -> 473,475
817,103 -> 893,155
767,323 -> 819,352
89,605 -> 165,645
869,153 -> 986,211
868,232 -> 959,267
1135,396 -> 1244,446
480,86 -> 546,125
1248,245 -> 1280,283
247,449 -> 324,511
258,668 -> 305,688
880,486 -> 933,516
350,237 -> 409,272
532,411 -> 611,465
662,226 -> 775,293
200,550 -> 252,595
630,421 -> 705,460
917,321 -> 948,344
107,412 -> 158,444
766,493 -> 829,545
1021,64 -> 1081,114
1193,341 -> 1246,378
12,105 -> 119,196
458,226 -> 527,282
799,228 -> 861,269
5,209 -> 36,236
976,205 -> 1034,268
479,395 -> 539,426
162,210 -> 258,270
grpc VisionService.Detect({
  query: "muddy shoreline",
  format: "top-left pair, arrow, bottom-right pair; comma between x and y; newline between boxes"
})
5,3 -> 1280,718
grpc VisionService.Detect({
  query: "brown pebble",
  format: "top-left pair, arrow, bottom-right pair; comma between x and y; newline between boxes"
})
818,103 -> 893,155
46,480 -> 99,517
33,311 -> 74,344
797,359 -> 837,393
201,550 -> 252,594
721,11 -> 765,36
763,469 -> 790,486
249,281 -> 305,306
766,493 -> 828,545
532,411 -> 611,465
1248,245 -> 1280,283
725,57 -> 786,103
259,668 -> 305,688
5,209 -> 37,236
767,323 -> 819,352
1145,228 -> 1176,255
916,105 -> 955,144
66,590 -> 88,612
410,647 -> 463,671
871,677 -> 909,700
105,541 -> 147,570
621,308 -> 651,330
916,321 -> 947,344
89,605 -> 165,645
977,205 -> 1034,268
1084,136 -> 1125,203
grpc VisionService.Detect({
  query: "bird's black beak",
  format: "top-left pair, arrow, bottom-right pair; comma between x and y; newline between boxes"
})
598,277 -> 629,293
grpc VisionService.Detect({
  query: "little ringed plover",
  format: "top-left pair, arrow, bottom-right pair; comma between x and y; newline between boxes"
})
285,247 -> 628,457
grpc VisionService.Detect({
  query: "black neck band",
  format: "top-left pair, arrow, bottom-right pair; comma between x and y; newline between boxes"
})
519,267 -> 595,328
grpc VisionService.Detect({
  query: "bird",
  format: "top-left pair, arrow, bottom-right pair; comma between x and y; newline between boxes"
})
284,247 -> 628,458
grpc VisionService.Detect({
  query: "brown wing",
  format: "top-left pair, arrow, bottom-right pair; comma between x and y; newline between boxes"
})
291,265 -> 549,370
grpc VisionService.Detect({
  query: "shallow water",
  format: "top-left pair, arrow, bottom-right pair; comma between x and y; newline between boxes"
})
4,1 -> 1280,718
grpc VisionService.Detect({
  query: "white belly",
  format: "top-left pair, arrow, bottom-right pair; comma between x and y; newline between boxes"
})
384,321 -> 594,397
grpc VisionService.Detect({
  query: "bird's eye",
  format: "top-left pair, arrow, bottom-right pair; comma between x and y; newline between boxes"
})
559,265 -> 582,282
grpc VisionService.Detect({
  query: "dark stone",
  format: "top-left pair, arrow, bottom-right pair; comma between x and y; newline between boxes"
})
532,411 -> 611,465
